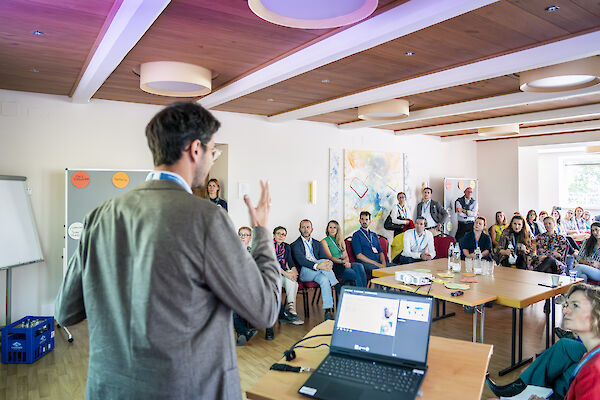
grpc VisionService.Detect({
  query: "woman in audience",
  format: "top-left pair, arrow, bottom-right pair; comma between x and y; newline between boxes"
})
564,209 -> 578,235
321,220 -> 367,287
272,226 -> 303,322
553,209 -> 566,236
574,222 -> 600,283
583,210 -> 592,230
384,192 -> 414,237
487,284 -> 600,400
490,211 -> 508,249
234,227 -> 258,345
459,216 -> 492,261
206,178 -> 228,211
532,216 -> 569,274
496,215 -> 531,270
538,211 -> 549,234
526,209 -> 543,237
575,207 -> 588,233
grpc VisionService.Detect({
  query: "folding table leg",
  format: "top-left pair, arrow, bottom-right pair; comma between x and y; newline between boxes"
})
499,307 -> 533,376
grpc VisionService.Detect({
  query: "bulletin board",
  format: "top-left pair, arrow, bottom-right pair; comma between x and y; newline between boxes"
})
64,169 -> 151,275
443,177 -> 478,237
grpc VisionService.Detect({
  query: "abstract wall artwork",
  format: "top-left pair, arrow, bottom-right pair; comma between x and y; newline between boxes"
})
342,150 -> 404,238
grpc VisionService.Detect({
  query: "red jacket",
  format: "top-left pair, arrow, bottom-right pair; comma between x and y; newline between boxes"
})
566,345 -> 600,400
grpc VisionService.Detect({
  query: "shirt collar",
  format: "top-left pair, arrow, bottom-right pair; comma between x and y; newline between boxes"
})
146,170 -> 192,194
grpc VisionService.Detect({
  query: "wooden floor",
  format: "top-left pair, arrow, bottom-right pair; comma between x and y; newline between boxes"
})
0,295 -> 560,400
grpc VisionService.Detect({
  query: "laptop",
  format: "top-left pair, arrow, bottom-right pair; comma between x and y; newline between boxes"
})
299,286 -> 434,400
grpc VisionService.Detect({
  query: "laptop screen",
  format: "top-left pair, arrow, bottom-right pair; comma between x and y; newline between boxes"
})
330,287 -> 433,365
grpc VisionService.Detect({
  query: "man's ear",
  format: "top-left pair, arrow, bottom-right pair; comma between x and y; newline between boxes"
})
188,139 -> 202,161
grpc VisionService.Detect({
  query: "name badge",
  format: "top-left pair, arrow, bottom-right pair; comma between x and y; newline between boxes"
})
372,247 -> 378,254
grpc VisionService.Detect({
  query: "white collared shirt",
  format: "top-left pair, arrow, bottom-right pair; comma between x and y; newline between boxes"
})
401,229 -> 436,259
302,236 -> 320,269
146,170 -> 192,194
421,200 -> 436,228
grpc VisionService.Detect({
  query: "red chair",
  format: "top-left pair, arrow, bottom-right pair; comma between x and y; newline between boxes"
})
298,280 -> 319,319
433,235 -> 456,259
345,237 -> 357,263
378,235 -> 390,263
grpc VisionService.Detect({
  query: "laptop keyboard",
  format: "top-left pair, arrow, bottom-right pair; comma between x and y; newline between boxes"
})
315,355 -> 422,393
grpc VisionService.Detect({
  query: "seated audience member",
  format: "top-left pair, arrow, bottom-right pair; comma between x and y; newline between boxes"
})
575,206 -> 588,233
206,178 -> 228,211
490,211 -> 508,249
455,187 -> 478,241
234,227 -> 258,345
384,192 -> 413,237
459,217 -> 492,261
487,284 -> 600,400
416,187 -> 448,236
526,209 -> 543,237
532,217 -> 569,274
552,209 -> 566,236
574,222 -> 600,283
291,219 -> 339,321
538,211 -> 549,234
564,209 -> 578,235
496,215 -> 531,270
396,217 -> 436,264
352,211 -> 395,278
583,210 -> 592,230
321,220 -> 367,287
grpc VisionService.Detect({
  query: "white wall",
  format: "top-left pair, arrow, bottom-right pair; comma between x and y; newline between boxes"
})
518,146 -> 539,214
0,89 -> 477,324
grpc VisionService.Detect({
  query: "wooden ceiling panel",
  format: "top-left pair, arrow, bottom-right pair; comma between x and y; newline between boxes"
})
0,0 -> 115,95
93,0 -> 403,103
508,0 -> 600,32
522,117 -> 600,128
214,0 -> 600,117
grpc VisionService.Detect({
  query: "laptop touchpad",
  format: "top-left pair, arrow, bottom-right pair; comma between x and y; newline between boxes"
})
321,382 -> 364,400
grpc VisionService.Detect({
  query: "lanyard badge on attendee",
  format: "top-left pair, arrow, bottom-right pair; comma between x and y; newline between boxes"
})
304,239 -> 316,260
422,200 -> 431,214
397,204 -> 407,219
361,229 -> 378,254
413,230 -> 426,252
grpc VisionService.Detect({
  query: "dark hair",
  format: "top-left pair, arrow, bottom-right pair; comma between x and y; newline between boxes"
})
476,216 -> 486,225
508,215 -> 529,245
145,102 -> 220,166
273,226 -> 287,235
415,216 -> 426,224
582,222 -> 600,257
299,219 -> 312,228
495,211 -> 505,225
360,211 -> 371,219
423,187 -> 433,193
526,209 -> 537,222
397,192 -> 406,198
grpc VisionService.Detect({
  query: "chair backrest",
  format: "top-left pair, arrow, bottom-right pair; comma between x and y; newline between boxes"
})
390,232 -> 405,263
434,235 -> 456,259
344,237 -> 357,263
378,235 -> 390,263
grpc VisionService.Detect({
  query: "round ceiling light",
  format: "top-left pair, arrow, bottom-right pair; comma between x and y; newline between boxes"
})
478,124 -> 520,137
358,99 -> 409,121
140,61 -> 212,97
520,56 -> 600,93
248,0 -> 378,29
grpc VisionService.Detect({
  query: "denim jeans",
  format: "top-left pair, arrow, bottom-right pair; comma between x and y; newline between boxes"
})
339,262 -> 368,287
359,261 -> 396,279
574,263 -> 600,282
299,267 -> 338,309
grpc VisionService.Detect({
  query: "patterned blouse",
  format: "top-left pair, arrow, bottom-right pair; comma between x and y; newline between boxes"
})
577,239 -> 600,265
495,229 -> 531,266
532,232 -> 568,274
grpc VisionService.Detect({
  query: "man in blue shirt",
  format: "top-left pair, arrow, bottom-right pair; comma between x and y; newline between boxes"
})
352,211 -> 395,278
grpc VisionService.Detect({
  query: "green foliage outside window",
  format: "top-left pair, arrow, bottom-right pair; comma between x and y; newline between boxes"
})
566,164 -> 600,208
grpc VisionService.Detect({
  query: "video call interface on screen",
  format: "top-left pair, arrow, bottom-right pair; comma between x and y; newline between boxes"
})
331,289 -> 433,364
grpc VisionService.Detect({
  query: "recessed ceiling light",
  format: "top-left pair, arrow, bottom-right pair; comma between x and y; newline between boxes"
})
266,98 -> 274,102
30,68 -> 39,73
321,79 -> 330,84
405,52 -> 415,56
545,5 -> 560,12
31,30 -> 44,36
248,0 -> 378,29
358,99 -> 410,121
520,56 -> 600,92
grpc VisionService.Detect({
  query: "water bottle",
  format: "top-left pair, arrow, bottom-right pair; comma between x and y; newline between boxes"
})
474,247 -> 482,274
452,243 -> 461,272
447,243 -> 454,272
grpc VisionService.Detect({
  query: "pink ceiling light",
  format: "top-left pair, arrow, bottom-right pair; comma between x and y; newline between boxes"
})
248,0 -> 378,29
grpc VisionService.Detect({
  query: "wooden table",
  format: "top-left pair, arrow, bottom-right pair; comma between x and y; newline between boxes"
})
246,320 -> 493,400
371,259 -> 582,375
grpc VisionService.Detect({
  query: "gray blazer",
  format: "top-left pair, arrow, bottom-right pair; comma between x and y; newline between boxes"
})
55,180 -> 281,400
416,199 -> 449,225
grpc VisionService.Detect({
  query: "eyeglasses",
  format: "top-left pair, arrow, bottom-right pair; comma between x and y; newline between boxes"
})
239,233 -> 251,238
275,232 -> 287,236
211,148 -> 222,162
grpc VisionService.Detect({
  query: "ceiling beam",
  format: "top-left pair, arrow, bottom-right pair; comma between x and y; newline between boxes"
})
395,104 -> 600,136
339,86 -> 600,130
440,120 -> 600,142
71,0 -> 170,104
198,0 -> 499,110
268,30 -> 600,122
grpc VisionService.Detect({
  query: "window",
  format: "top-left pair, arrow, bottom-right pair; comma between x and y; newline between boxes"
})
562,158 -> 600,208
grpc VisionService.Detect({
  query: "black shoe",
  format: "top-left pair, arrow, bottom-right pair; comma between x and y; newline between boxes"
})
485,374 -> 526,397
265,328 -> 274,340
245,329 -> 258,342
554,327 -> 577,340
279,309 -> 299,323
324,310 -> 335,321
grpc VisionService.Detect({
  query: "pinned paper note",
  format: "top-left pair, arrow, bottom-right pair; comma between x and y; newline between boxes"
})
460,277 -> 479,283
437,272 -> 455,278
445,283 -> 470,290
414,269 -> 430,273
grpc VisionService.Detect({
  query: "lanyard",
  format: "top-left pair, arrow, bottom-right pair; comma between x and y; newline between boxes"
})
474,233 -> 479,249
550,235 -> 555,252
146,171 -> 192,194
327,236 -> 342,253
303,238 -> 315,259
511,234 -> 517,250
422,200 -> 431,214
570,345 -> 600,384
397,204 -> 407,219
413,230 -> 426,251
360,228 -> 375,247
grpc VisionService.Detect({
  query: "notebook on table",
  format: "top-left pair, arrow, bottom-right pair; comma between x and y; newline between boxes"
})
299,286 -> 434,400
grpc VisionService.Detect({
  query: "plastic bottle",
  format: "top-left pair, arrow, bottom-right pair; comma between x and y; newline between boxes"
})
447,243 -> 454,272
453,243 -> 461,272
474,246 -> 482,274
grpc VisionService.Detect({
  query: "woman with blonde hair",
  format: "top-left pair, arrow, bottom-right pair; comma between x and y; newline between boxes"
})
321,220 -> 367,287
206,178 -> 228,211
490,211 -> 507,249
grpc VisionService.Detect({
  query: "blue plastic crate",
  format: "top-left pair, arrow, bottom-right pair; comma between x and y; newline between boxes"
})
1,316 -> 54,364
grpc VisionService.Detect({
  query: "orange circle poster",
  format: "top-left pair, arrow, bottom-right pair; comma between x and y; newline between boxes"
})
112,172 -> 130,189
72,171 -> 90,188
